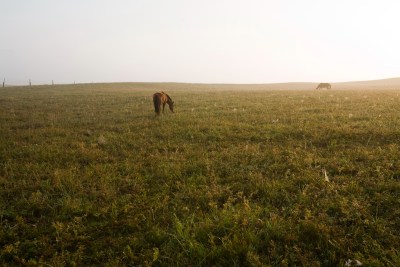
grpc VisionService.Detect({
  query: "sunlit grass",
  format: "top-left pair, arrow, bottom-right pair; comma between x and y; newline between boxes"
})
1,84 -> 400,265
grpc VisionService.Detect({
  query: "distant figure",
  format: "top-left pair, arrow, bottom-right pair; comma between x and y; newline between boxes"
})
316,83 -> 331,90
153,92 -> 174,115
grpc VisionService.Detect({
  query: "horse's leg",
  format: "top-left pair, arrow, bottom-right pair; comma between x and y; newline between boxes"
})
158,103 -> 162,115
162,103 -> 166,113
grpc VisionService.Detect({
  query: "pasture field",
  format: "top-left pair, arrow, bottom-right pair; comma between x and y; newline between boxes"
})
1,83 -> 400,266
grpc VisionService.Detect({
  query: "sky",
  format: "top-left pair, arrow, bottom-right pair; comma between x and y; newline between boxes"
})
1,0 -> 400,85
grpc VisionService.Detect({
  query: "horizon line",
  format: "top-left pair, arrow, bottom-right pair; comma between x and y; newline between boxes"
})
2,76 -> 400,87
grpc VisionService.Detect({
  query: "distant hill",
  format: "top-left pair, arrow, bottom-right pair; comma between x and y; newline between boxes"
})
5,77 -> 400,90
238,77 -> 400,90
260,77 -> 400,90
159,77 -> 400,90
333,77 -> 400,90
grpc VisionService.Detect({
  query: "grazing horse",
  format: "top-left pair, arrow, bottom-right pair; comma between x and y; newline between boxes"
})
153,92 -> 174,115
316,83 -> 332,90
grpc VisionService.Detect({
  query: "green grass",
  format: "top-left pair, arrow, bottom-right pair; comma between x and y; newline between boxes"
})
1,83 -> 400,266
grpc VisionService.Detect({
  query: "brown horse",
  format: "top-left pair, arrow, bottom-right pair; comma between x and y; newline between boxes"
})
316,83 -> 332,90
153,92 -> 174,115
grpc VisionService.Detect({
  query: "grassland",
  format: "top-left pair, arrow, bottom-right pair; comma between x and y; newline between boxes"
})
1,83 -> 400,266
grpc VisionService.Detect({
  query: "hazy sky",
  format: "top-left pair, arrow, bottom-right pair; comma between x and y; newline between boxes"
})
1,0 -> 399,84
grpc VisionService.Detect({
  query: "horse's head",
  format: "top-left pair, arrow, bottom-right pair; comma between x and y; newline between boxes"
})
169,101 -> 174,113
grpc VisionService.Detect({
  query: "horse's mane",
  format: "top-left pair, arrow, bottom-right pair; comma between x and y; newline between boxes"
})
162,91 -> 172,102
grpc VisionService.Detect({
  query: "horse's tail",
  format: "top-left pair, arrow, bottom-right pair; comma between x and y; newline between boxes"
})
153,93 -> 161,115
